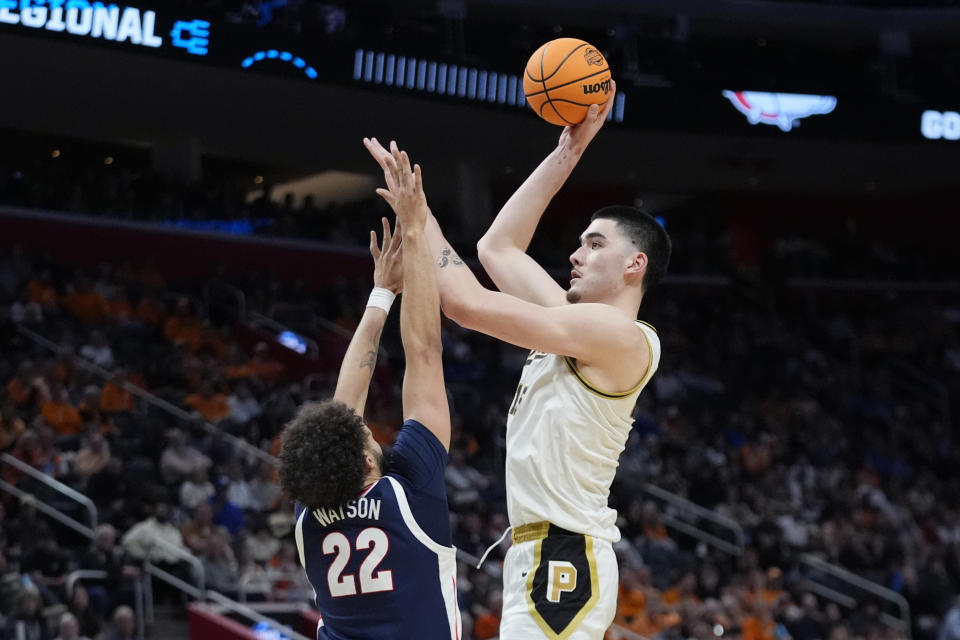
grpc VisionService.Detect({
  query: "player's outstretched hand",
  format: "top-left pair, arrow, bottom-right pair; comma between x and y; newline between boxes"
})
363,138 -> 428,232
370,216 -> 403,294
559,79 -> 616,155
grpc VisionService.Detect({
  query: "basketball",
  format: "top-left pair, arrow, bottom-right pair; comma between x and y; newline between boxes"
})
523,38 -> 612,126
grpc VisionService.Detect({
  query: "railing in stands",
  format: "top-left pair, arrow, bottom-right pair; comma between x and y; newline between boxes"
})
204,280 -> 247,325
0,452 -> 98,537
800,553 -> 911,638
14,324 -> 275,465
643,484 -> 746,556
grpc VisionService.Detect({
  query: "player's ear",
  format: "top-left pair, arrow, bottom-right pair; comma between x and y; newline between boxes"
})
625,251 -> 647,281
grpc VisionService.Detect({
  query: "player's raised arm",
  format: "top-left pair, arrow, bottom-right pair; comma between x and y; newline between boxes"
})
365,138 -> 645,378
331,217 -> 402,416
369,140 -> 451,451
475,81 -> 617,307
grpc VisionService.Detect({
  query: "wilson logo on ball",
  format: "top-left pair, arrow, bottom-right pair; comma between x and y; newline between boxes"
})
583,48 -> 604,66
582,79 -> 611,95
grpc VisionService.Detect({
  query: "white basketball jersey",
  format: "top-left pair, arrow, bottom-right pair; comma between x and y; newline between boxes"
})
505,321 -> 660,542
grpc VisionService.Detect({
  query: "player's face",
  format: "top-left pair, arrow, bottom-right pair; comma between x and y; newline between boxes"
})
567,218 -> 635,304
362,425 -> 384,473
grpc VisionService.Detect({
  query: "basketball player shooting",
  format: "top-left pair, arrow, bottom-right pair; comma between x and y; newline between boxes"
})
365,80 -> 672,639
278,212 -> 461,639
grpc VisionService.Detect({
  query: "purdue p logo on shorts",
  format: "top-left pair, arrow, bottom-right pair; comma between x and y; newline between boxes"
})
547,561 -> 577,603
525,531 -> 599,639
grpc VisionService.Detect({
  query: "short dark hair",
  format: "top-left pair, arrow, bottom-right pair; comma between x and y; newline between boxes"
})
590,205 -> 671,291
278,401 -> 367,511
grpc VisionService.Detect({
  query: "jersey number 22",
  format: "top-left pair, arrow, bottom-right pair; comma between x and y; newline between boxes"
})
322,528 -> 394,596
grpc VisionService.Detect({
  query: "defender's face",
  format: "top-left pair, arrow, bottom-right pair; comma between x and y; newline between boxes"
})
567,218 -> 636,304
362,425 -> 384,473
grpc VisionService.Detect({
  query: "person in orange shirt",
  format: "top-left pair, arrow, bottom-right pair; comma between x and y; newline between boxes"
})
641,501 -> 671,542
473,591 -> 503,640
105,291 -> 134,324
135,294 -> 166,328
164,299 -> 205,351
614,565 -> 660,626
185,383 -> 230,423
42,385 -> 83,436
742,601 -> 777,640
53,348 -> 78,387
7,361 -> 42,408
249,342 -> 285,384
26,271 -> 58,308
662,572 -> 701,607
101,373 -> 135,413
61,277 -> 107,324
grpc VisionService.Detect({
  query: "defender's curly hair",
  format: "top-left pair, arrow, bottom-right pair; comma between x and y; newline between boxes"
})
278,400 -> 367,511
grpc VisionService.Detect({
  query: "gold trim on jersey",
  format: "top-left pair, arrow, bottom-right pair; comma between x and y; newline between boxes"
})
561,321 -> 657,399
637,319 -> 658,334
512,522 -> 552,544
524,534 -> 601,640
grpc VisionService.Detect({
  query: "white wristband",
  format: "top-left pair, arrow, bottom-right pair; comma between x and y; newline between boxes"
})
367,287 -> 396,313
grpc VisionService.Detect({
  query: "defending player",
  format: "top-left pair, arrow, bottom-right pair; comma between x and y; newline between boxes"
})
278,214 -> 460,639
365,84 -> 671,639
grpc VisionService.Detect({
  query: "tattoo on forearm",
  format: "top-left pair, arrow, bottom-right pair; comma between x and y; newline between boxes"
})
437,247 -> 464,269
359,350 -> 377,369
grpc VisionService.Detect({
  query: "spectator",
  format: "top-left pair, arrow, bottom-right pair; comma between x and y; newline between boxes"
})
202,535 -> 239,594
179,466 -> 214,511
184,382 -> 230,423
242,520 -> 281,565
941,596 -> 960,640
41,384 -> 83,437
10,290 -> 43,325
209,481 -> 245,536
77,524 -> 137,617
226,382 -> 261,424
22,529 -> 69,604
159,429 -> 211,485
248,460 -> 281,512
53,612 -> 91,640
120,504 -> 187,564
97,606 -> 135,640
223,460 -> 254,510
67,586 -> 101,640
61,277 -> 106,324
74,433 -> 111,481
180,503 -> 221,556
248,342 -> 284,384
445,449 -> 489,511
2,587 -> 49,640
79,331 -> 114,369
99,373 -> 134,414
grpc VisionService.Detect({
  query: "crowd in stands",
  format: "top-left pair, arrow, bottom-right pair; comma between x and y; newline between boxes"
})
0,193 -> 958,640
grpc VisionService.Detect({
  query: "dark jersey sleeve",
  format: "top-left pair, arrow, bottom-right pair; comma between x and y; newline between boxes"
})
389,419 -> 449,501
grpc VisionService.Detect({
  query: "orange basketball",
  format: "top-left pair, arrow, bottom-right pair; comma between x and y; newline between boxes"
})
523,38 -> 612,126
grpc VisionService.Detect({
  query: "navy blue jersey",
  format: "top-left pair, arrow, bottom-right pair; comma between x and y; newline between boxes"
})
295,420 -> 461,640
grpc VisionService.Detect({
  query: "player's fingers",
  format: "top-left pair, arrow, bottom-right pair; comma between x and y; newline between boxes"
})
369,230 -> 381,259
375,188 -> 396,207
363,137 -> 389,169
598,81 -> 616,119
414,164 -> 423,193
383,155 -> 400,189
381,216 -> 391,246
398,152 -> 412,185
587,103 -> 600,121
